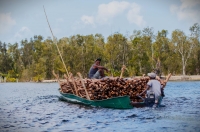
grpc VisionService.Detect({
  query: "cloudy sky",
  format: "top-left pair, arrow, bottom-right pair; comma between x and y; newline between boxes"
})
0,0 -> 200,44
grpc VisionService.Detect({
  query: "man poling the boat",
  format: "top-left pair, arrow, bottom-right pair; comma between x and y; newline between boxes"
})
88,58 -> 109,79
136,72 -> 166,108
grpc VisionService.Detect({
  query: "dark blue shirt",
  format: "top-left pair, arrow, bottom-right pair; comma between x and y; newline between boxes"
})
88,64 -> 98,78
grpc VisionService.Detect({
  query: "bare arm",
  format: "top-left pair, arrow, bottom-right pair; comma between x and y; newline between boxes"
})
93,65 -> 108,71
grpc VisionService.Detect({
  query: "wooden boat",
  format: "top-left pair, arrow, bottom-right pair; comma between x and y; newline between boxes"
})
59,90 -> 133,109
54,71 -> 171,109
46,11 -> 172,108
59,90 -> 163,109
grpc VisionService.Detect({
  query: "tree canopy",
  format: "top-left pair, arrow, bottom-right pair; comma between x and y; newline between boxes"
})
0,23 -> 199,82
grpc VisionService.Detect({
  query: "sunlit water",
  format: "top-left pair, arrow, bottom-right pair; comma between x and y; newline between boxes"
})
0,81 -> 200,132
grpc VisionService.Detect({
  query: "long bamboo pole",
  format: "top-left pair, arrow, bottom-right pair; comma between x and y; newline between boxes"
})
43,6 -> 69,77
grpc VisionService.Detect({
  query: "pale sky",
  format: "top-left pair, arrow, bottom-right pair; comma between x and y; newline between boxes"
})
0,0 -> 200,44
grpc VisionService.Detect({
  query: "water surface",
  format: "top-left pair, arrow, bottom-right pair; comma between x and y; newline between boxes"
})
0,81 -> 200,132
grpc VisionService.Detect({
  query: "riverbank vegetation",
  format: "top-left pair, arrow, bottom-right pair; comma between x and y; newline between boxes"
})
0,23 -> 199,82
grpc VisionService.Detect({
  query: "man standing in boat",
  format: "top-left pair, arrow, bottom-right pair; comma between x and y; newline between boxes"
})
88,58 -> 109,79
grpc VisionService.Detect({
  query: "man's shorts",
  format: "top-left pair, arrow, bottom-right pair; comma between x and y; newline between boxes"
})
91,71 -> 101,79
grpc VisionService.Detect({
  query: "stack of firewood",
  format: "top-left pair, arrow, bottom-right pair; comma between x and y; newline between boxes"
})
54,65 -> 171,102
60,77 -> 151,102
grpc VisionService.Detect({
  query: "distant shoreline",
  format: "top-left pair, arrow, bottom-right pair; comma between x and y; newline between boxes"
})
165,75 -> 200,81
1,75 -> 199,83
41,75 -> 200,83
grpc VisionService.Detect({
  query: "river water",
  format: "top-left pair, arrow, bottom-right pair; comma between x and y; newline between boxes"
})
0,81 -> 200,132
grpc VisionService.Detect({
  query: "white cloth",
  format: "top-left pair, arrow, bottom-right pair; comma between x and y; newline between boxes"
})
148,73 -> 156,78
147,80 -> 161,99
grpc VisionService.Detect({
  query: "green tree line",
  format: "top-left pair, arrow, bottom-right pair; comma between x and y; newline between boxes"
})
0,23 -> 199,82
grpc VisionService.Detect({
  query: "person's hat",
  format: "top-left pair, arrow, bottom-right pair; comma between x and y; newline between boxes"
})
147,73 -> 156,78
95,58 -> 101,62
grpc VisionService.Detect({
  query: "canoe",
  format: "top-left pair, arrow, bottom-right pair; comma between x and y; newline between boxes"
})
55,73 -> 171,109
59,90 -> 163,109
59,91 -> 133,109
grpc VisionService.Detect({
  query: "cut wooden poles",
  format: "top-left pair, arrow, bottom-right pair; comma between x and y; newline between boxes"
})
52,70 -> 75,94
165,73 -> 172,82
120,65 -> 128,78
64,74 -> 75,94
77,72 -> 90,100
69,73 -> 78,95
162,73 -> 172,88
52,70 -> 61,88
143,74 -> 145,78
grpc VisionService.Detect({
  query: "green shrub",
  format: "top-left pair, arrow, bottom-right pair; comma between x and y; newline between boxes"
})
7,78 -> 16,82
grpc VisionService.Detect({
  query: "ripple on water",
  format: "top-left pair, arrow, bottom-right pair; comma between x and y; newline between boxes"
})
0,82 -> 200,132
127,114 -> 137,118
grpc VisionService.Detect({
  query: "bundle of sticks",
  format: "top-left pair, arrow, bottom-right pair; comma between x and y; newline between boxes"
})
60,77 -> 149,102
56,71 -> 171,102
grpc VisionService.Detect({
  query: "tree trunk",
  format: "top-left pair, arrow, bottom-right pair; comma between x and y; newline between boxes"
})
139,61 -> 142,74
182,58 -> 186,76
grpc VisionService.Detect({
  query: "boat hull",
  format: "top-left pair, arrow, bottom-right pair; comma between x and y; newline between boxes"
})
59,92 -> 133,109
59,92 -> 163,109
